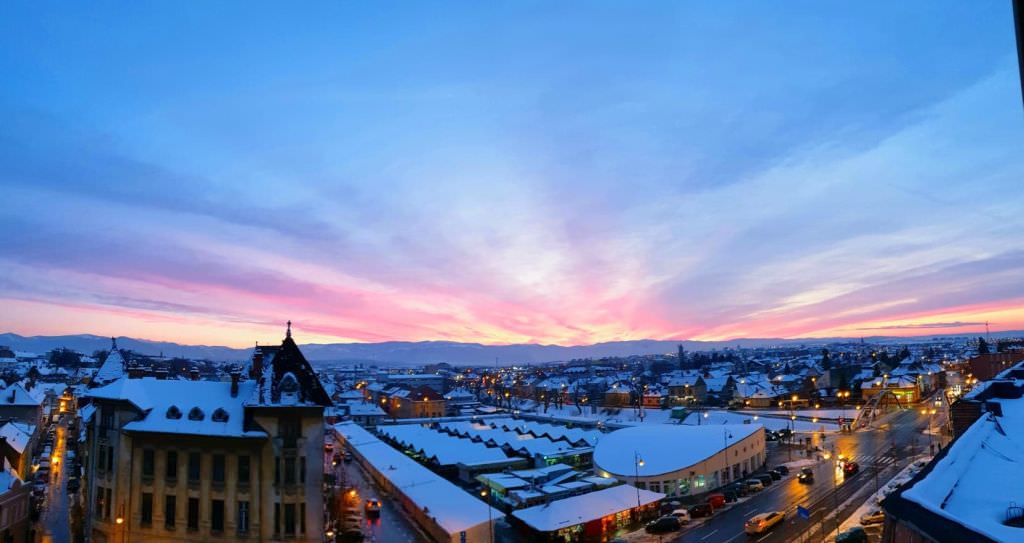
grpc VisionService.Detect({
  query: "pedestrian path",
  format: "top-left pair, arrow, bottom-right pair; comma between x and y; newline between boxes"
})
844,454 -> 895,467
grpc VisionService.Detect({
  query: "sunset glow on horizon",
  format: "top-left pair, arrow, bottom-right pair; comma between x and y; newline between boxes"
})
2,2 -> 1024,348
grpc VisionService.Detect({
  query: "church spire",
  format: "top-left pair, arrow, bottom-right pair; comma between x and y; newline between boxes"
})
111,336 -> 117,350
286,320 -> 292,339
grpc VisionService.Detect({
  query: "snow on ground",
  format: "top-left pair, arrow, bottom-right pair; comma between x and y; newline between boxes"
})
682,410 -> 839,432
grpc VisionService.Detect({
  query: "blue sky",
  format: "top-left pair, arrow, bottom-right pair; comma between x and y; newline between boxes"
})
1,1 -> 1022,346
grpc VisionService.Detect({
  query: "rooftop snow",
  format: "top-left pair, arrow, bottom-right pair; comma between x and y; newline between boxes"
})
512,484 -> 663,532
594,424 -> 762,477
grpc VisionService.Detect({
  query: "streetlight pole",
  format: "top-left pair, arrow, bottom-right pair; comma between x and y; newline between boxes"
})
634,451 -> 644,511
480,489 -> 493,543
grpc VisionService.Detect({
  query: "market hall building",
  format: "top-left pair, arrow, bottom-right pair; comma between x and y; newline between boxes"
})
593,424 -> 766,498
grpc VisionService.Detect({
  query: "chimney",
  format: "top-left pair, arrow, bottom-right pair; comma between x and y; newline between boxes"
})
189,369 -> 200,381
250,349 -> 264,380
230,372 -> 240,398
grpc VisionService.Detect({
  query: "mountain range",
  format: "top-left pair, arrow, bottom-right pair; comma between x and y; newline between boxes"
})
1,331 -> 1014,367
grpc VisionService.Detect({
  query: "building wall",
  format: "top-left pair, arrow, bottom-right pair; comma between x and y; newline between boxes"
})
86,401 -> 325,542
0,483 -> 33,543
595,428 -> 766,499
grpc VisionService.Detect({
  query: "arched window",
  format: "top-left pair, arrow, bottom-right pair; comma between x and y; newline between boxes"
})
166,405 -> 182,419
188,407 -> 205,421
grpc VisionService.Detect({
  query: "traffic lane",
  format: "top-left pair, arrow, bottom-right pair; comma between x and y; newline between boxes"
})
673,473 -> 828,543
41,421 -> 71,543
338,458 -> 421,543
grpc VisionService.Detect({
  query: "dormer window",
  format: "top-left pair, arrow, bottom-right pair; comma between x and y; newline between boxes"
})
279,373 -> 299,394
166,405 -> 182,419
211,408 -> 229,422
188,407 -> 205,421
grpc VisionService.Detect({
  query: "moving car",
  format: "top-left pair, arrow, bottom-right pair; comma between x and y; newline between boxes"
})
798,467 -> 815,484
645,516 -> 681,534
860,509 -> 885,526
364,498 -> 382,517
843,461 -> 860,476
745,511 -> 785,535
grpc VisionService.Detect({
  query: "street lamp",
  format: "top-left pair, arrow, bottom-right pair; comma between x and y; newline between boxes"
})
480,489 -> 494,543
634,452 -> 644,511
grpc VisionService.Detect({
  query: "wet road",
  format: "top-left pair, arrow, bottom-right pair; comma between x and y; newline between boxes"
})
40,419 -> 70,543
672,406 -> 934,543
326,442 -> 422,543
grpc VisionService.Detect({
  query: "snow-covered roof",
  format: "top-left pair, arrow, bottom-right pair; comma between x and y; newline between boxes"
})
378,424 -> 512,467
333,422 -> 500,536
899,393 -> 1024,541
89,377 -> 266,439
0,383 -> 42,407
94,348 -> 126,385
594,424 -> 763,477
342,401 -> 386,417
512,484 -> 663,532
0,422 -> 33,454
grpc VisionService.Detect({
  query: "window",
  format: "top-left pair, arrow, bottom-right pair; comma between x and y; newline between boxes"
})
101,408 -> 114,429
142,449 -> 155,478
284,456 -> 296,485
188,407 -> 204,421
94,487 -> 105,519
274,503 -> 280,535
97,445 -> 105,473
166,405 -> 182,419
187,498 -> 199,531
212,454 -> 225,484
140,493 -> 153,525
165,495 -> 176,528
237,455 -> 250,485
237,501 -> 250,535
106,446 -> 114,472
211,499 -> 224,533
299,456 -> 306,484
274,457 -> 280,485
166,451 -> 178,481
300,502 -> 306,534
284,503 -> 296,536
188,452 -> 200,482
105,488 -> 112,519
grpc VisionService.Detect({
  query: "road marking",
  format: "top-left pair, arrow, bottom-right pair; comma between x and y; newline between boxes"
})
745,507 -> 759,515
757,533 -> 772,542
700,529 -> 718,540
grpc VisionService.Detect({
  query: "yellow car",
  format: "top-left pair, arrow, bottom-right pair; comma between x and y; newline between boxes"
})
745,511 -> 785,535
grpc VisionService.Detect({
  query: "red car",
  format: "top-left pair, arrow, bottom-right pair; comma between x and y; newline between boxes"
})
843,461 -> 860,476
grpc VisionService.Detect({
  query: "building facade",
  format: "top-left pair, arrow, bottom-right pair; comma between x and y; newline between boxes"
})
83,326 -> 332,542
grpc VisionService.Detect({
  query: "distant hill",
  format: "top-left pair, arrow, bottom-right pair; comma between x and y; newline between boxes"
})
0,331 -> 1015,367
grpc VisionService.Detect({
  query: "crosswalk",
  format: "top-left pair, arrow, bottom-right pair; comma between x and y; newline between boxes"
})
843,453 -> 895,467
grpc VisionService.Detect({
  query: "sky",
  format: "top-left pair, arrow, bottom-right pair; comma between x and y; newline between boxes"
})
1,1 -> 1023,348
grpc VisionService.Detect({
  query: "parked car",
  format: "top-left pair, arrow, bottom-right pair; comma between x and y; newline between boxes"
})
835,526 -> 868,543
645,516 -> 681,534
67,478 -> 80,493
744,479 -> 764,492
768,469 -> 783,480
689,504 -> 714,518
723,490 -> 739,503
707,493 -> 726,509
669,508 -> 691,524
725,482 -> 749,497
798,467 -> 815,484
843,461 -> 860,476
745,511 -> 785,535
775,465 -> 790,475
754,474 -> 774,487
860,509 -> 885,526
